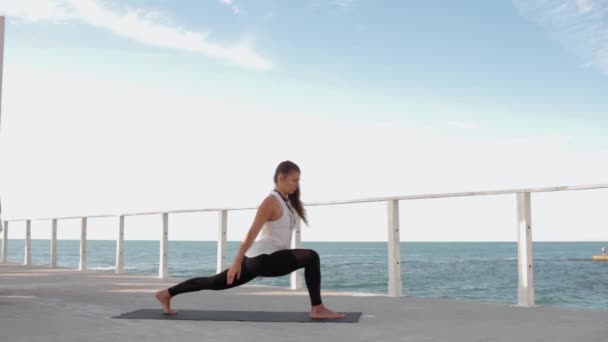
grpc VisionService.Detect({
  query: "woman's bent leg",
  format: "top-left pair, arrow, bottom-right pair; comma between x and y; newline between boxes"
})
247,249 -> 322,306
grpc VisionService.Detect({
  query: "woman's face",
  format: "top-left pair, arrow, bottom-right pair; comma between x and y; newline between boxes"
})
279,171 -> 300,194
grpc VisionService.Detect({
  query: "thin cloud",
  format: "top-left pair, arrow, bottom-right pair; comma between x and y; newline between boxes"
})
0,0 -> 73,22
332,0 -> 356,9
513,0 -> 608,75
577,0 -> 594,14
219,0 -> 240,15
0,0 -> 270,71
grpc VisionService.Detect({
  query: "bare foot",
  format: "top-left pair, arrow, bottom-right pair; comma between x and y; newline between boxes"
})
310,304 -> 346,320
155,290 -> 177,315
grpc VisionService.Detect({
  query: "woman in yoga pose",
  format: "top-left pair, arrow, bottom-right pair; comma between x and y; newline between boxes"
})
155,160 -> 345,319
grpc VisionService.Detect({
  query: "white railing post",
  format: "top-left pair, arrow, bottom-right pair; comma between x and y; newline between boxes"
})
50,219 -> 57,268
217,210 -> 228,273
517,192 -> 535,306
24,220 -> 31,266
159,213 -> 169,278
387,199 -> 403,297
1,221 -> 7,263
290,219 -> 303,290
116,215 -> 125,273
0,15 -> 5,124
79,217 -> 87,271
0,17 -> 4,264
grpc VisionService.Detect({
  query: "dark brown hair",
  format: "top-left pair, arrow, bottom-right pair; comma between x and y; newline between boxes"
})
273,160 -> 307,225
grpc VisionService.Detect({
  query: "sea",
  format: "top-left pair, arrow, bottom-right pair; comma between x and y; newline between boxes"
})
3,240 -> 608,311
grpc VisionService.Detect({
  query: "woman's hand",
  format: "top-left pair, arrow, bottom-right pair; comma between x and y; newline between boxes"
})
227,261 -> 242,285
227,194 -> 277,286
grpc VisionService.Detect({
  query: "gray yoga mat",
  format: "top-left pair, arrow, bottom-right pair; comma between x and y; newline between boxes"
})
113,309 -> 362,323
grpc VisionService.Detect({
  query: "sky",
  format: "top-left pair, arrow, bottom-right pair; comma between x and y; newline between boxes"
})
0,0 -> 607,242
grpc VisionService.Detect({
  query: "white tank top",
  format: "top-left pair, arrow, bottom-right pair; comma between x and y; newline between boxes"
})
245,191 -> 298,258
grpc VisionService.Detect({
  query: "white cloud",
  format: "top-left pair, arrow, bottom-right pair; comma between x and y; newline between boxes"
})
0,0 -> 270,71
513,0 -> 608,75
577,0 -> 594,14
0,0 -> 73,22
333,0 -> 355,9
219,0 -> 240,14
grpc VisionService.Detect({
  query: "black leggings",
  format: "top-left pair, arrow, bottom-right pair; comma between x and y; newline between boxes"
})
167,248 -> 323,306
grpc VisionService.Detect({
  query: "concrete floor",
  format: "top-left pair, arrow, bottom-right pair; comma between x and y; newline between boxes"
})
1,263 -> 607,342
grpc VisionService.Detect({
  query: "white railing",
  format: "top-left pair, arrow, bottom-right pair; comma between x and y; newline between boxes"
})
2,183 -> 608,306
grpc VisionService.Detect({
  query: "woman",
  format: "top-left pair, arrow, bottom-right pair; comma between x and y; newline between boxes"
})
155,160 -> 345,319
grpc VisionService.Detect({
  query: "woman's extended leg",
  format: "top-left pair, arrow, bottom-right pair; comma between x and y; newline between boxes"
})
155,258 -> 256,314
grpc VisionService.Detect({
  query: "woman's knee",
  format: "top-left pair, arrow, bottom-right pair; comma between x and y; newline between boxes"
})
303,249 -> 320,265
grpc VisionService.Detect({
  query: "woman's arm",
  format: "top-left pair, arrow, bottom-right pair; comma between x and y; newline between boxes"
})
232,195 -> 276,264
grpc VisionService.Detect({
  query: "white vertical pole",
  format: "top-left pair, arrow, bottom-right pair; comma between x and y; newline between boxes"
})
387,199 -> 403,297
517,192 -> 535,307
50,219 -> 57,268
24,220 -> 31,265
0,15 -> 8,263
0,17 -> 7,265
290,218 -> 303,290
159,213 -> 168,278
1,221 -> 7,263
217,210 -> 228,273
79,217 -> 87,271
116,215 -> 125,273
0,15 -> 5,129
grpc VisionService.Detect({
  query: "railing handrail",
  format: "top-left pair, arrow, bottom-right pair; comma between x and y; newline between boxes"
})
3,181 -> 607,304
3,183 -> 608,222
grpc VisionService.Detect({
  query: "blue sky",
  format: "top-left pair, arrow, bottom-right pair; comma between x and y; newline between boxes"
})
1,0 -> 608,241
